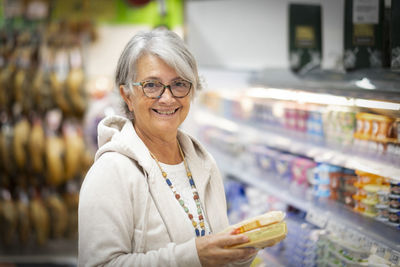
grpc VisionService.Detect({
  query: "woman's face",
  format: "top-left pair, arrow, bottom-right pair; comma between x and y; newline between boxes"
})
122,53 -> 191,139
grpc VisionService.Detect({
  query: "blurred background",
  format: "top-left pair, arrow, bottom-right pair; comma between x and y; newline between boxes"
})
0,0 -> 399,266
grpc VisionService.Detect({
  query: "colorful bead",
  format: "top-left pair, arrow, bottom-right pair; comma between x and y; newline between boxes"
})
150,142 -> 207,238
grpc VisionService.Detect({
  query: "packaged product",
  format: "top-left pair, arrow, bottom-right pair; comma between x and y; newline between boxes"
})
289,3 -> 322,73
275,153 -> 296,184
291,157 -> 316,186
343,0 -> 384,70
222,211 -> 287,249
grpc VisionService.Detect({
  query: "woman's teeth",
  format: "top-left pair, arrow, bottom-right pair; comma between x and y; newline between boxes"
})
154,108 -> 178,115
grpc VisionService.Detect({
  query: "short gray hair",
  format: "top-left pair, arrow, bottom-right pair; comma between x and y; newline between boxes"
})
115,29 -> 202,99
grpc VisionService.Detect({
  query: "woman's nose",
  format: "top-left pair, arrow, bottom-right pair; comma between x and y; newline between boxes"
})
158,86 -> 175,102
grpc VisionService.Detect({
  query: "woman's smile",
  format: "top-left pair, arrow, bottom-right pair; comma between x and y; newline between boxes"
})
126,53 -> 191,138
152,107 -> 180,116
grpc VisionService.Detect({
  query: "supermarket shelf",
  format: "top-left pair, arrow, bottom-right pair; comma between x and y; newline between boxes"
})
194,108 -> 400,181
207,146 -> 400,254
0,239 -> 77,265
250,68 -> 400,102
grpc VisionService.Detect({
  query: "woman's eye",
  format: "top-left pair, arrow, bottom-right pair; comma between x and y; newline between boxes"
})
174,81 -> 187,87
144,82 -> 156,88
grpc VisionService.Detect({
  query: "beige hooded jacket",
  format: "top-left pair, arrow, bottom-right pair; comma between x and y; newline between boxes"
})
78,115 -> 253,267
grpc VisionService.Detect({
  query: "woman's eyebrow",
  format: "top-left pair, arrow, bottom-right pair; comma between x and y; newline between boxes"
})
141,76 -> 160,81
141,76 -> 183,82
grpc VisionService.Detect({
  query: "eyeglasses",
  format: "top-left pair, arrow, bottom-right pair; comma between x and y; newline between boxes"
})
132,79 -> 192,99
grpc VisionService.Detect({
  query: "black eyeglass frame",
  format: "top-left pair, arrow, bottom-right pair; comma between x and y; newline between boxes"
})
131,80 -> 192,99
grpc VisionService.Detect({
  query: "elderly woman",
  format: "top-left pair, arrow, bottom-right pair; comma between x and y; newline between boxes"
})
78,29 -> 256,267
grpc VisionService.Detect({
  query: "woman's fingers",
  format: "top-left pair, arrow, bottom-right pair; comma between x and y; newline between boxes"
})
216,232 -> 249,247
196,233 -> 257,267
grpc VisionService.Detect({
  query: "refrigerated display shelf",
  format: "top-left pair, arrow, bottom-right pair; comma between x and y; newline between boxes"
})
0,239 -> 77,265
250,68 -> 400,102
205,145 -> 400,257
194,108 -> 400,181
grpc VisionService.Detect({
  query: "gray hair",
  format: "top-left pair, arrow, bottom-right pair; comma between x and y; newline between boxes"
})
115,29 -> 202,117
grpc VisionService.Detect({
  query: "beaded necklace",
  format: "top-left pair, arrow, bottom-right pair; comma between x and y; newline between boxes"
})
150,141 -> 206,237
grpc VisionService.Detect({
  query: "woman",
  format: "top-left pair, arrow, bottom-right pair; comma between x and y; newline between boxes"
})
78,29 -> 256,267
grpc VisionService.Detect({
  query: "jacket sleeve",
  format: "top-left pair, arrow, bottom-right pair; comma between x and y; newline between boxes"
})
78,153 -> 201,267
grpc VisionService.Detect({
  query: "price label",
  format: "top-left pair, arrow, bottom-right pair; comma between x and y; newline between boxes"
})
376,246 -> 387,257
306,209 -> 329,228
384,250 -> 391,260
364,239 -> 373,252
358,236 -> 366,246
389,251 -> 400,265
370,243 -> 378,254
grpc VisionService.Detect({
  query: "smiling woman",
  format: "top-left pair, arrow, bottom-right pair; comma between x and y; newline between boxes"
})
120,53 -> 192,155
78,29 -> 257,267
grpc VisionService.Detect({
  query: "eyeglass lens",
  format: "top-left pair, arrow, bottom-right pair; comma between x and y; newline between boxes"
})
142,80 -> 191,98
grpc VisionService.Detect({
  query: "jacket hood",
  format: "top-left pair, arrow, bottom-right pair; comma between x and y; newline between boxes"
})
95,115 -> 212,175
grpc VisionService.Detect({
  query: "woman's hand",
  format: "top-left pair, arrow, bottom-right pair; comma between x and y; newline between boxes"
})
195,232 -> 257,267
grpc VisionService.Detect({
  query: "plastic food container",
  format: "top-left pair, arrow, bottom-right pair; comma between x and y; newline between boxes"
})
390,179 -> 400,195
389,194 -> 400,209
291,157 -> 316,186
250,145 -> 279,173
387,208 -> 400,223
355,113 -> 373,140
355,170 -> 385,186
377,188 -> 390,205
275,153 -> 296,183
361,185 -> 380,217
371,114 -> 394,141
355,113 -> 394,141
375,204 -> 389,222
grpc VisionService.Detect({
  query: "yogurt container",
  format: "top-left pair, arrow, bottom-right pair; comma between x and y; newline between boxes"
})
390,179 -> 400,195
387,207 -> 400,223
389,194 -> 400,209
377,188 -> 390,205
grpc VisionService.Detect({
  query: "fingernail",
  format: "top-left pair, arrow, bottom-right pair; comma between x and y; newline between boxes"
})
241,235 -> 249,242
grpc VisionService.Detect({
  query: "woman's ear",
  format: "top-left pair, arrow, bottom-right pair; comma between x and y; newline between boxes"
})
119,85 -> 134,111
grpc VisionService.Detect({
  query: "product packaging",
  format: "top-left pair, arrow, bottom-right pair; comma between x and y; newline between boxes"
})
222,211 -> 287,249
391,0 -> 400,70
289,3 -> 322,74
343,0 -> 384,70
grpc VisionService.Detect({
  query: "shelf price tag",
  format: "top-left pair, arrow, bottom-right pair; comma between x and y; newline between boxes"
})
389,251 -> 400,265
376,246 -> 387,258
384,250 -> 391,260
370,243 -> 378,254
306,209 -> 328,228
364,239 -> 373,252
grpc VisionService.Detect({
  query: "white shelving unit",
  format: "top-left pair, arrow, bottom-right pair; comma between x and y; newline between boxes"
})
190,107 -> 400,263
0,239 -> 77,265
194,109 -> 400,182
